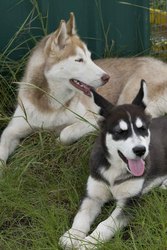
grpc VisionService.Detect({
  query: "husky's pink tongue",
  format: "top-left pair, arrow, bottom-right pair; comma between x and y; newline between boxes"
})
128,159 -> 145,176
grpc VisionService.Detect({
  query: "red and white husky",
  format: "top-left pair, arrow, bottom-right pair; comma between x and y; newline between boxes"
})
0,13 -> 109,165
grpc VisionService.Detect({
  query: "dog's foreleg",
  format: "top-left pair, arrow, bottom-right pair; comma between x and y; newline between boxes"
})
0,106 -> 32,166
78,199 -> 128,249
160,178 -> 167,189
59,117 -> 98,145
59,177 -> 111,249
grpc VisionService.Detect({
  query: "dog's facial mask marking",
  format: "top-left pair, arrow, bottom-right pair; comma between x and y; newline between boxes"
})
45,13 -> 109,97
106,114 -> 150,177
91,80 -> 151,176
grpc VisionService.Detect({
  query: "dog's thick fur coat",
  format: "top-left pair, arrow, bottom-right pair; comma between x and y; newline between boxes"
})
96,56 -> 167,117
60,81 -> 167,250
0,13 -> 109,165
1,13 -> 167,166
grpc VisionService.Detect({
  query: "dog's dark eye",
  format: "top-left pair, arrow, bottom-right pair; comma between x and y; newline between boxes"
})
75,58 -> 84,62
138,125 -> 147,132
115,129 -> 127,136
112,128 -> 129,140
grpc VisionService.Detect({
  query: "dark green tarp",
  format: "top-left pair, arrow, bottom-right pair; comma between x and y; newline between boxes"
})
0,0 -> 150,59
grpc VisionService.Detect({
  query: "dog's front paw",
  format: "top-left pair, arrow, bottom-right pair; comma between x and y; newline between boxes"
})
59,126 -> 78,145
160,179 -> 167,189
78,236 -> 99,250
59,228 -> 86,250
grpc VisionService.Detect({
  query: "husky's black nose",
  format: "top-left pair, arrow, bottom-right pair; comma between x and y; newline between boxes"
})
101,74 -> 110,84
133,146 -> 146,157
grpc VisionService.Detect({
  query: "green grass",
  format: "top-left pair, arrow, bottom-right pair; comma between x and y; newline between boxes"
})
0,1 -> 167,249
0,132 -> 167,250
0,132 -> 94,250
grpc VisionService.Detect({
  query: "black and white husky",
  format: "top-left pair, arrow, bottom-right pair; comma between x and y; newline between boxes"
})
60,80 -> 167,249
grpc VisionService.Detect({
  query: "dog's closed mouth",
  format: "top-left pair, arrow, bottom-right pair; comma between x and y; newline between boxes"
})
70,79 -> 91,97
118,150 -> 145,177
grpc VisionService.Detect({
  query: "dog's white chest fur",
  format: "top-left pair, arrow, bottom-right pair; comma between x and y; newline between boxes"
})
111,177 -> 144,199
100,164 -> 144,200
18,94 -> 88,129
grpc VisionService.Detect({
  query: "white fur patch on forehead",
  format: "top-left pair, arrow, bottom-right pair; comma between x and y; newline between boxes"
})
136,118 -> 143,128
119,120 -> 128,131
76,45 -> 91,58
142,80 -> 148,106
83,44 -> 91,57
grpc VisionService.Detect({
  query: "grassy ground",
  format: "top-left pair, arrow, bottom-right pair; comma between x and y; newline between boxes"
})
0,1 -> 167,250
0,131 -> 93,249
0,131 -> 167,250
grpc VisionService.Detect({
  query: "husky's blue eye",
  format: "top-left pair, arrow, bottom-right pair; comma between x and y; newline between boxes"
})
75,58 -> 84,62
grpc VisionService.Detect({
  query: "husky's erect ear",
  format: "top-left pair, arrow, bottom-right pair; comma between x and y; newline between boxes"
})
91,89 -> 114,117
66,12 -> 76,36
132,79 -> 148,109
51,20 -> 68,50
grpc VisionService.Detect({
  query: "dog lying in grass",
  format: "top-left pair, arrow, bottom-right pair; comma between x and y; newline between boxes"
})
0,13 -> 109,167
60,80 -> 167,249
